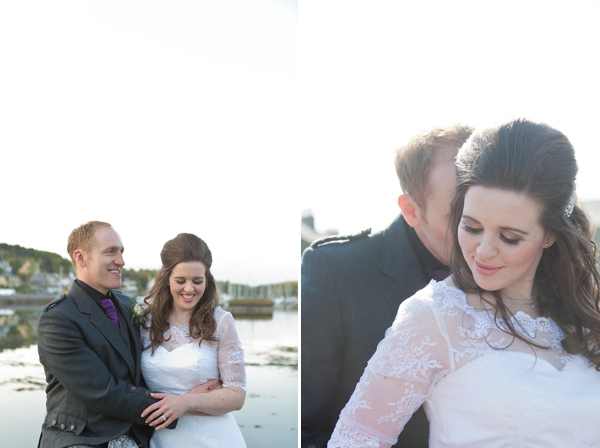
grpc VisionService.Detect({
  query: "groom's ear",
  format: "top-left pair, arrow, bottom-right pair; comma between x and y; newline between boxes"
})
73,249 -> 86,268
398,194 -> 422,228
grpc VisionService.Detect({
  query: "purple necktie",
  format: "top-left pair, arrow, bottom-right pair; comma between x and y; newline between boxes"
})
425,268 -> 451,281
97,297 -> 120,328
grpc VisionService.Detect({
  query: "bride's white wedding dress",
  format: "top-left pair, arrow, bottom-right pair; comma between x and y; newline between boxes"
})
141,307 -> 247,448
328,281 -> 600,448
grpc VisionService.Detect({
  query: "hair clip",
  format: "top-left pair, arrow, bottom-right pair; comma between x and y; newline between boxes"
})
564,190 -> 576,218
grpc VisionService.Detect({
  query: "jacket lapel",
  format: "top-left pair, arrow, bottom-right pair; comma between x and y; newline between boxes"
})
380,215 -> 427,313
113,293 -> 144,381
70,282 -> 137,377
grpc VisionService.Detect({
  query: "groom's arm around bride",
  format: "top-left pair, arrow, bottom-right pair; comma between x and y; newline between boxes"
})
37,221 -> 175,448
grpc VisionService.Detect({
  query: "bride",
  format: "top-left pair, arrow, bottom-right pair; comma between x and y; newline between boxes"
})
328,119 -> 600,447
139,233 -> 247,448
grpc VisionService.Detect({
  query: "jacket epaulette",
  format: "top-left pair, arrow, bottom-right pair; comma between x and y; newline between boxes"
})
43,294 -> 67,312
310,228 -> 372,248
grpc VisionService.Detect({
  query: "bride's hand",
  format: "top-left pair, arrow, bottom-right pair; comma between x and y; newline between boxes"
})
142,393 -> 189,430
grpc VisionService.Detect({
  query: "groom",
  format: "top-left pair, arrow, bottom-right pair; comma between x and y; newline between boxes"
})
37,221 -> 175,448
302,124 -> 473,447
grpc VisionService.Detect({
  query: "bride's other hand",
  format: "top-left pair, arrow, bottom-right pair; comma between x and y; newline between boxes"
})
142,393 -> 190,430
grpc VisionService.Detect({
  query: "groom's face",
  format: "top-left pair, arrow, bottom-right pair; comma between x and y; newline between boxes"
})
80,227 -> 125,295
413,145 -> 458,265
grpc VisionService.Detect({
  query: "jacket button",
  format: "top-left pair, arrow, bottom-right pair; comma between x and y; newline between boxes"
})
70,425 -> 75,431
51,420 -> 56,425
60,424 -> 65,429
130,386 -> 136,391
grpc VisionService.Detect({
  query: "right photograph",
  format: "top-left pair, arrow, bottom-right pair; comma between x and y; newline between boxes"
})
299,4 -> 600,447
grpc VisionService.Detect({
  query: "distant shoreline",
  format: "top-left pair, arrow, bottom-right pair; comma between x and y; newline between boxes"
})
0,294 -> 58,307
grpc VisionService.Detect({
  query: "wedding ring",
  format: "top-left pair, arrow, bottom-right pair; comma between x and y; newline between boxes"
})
162,415 -> 167,422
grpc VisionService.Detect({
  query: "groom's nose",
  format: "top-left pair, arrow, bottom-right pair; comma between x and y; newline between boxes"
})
115,253 -> 125,266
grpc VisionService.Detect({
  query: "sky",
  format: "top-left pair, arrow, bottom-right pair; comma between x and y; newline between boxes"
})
2,1 -> 599,285
0,0 -> 297,285
300,0 -> 600,238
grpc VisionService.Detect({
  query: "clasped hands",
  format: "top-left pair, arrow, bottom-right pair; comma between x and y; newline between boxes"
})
141,377 -> 223,430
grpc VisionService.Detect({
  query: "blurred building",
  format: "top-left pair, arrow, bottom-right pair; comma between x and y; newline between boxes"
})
301,211 -> 337,255
581,200 -> 600,246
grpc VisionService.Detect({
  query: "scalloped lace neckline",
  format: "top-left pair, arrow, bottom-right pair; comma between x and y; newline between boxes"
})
434,280 -> 562,339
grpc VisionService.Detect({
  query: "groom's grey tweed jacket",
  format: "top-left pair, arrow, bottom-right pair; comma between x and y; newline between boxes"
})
37,280 -> 166,448
301,214 -> 430,448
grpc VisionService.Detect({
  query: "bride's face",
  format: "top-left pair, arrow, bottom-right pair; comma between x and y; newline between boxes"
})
168,261 -> 207,315
457,186 -> 554,299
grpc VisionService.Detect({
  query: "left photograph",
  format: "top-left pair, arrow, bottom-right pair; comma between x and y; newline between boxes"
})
0,1 -> 298,447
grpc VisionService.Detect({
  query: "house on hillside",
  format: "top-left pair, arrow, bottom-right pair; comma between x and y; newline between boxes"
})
0,261 -> 11,275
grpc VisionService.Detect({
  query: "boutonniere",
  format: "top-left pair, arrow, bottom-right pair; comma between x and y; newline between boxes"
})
131,297 -> 147,326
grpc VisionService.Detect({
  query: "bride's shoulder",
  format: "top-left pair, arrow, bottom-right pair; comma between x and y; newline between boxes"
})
429,277 -> 468,304
395,279 -> 469,322
213,307 -> 242,343
402,278 -> 463,305
214,306 -> 230,319
140,311 -> 153,330
213,306 -> 236,327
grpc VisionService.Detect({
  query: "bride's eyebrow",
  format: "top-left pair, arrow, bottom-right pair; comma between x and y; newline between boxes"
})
461,215 -> 480,224
499,226 -> 528,235
462,215 -> 529,235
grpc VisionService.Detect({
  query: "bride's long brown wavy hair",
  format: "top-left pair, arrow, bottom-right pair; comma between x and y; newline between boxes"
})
142,233 -> 219,354
450,118 -> 600,369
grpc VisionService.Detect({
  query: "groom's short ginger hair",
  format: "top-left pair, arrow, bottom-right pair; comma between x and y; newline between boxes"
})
67,221 -> 113,268
395,124 -> 473,211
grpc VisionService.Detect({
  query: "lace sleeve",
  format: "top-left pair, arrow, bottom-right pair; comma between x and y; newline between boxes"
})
215,308 -> 247,391
328,292 -> 452,448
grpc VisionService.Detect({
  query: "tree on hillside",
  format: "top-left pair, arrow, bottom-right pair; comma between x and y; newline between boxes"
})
7,257 -> 22,276
123,268 -> 157,295
17,258 -> 36,283
0,243 -> 72,275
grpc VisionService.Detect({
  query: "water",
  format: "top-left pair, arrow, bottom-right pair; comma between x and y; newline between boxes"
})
0,307 -> 298,448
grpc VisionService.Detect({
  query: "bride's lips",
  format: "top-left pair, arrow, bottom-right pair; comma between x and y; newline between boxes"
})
181,294 -> 195,303
475,261 -> 502,276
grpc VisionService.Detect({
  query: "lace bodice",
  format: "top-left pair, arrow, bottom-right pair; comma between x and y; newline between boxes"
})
141,307 -> 246,393
328,280 -> 600,448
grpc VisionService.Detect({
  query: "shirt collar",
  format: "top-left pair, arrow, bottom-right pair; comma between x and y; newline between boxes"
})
75,279 -> 112,301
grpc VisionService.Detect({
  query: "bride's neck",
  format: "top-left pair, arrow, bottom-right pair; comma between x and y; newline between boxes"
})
170,310 -> 192,326
481,288 -> 541,318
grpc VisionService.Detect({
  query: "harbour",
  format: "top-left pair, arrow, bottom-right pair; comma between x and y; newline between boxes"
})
0,305 -> 298,447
